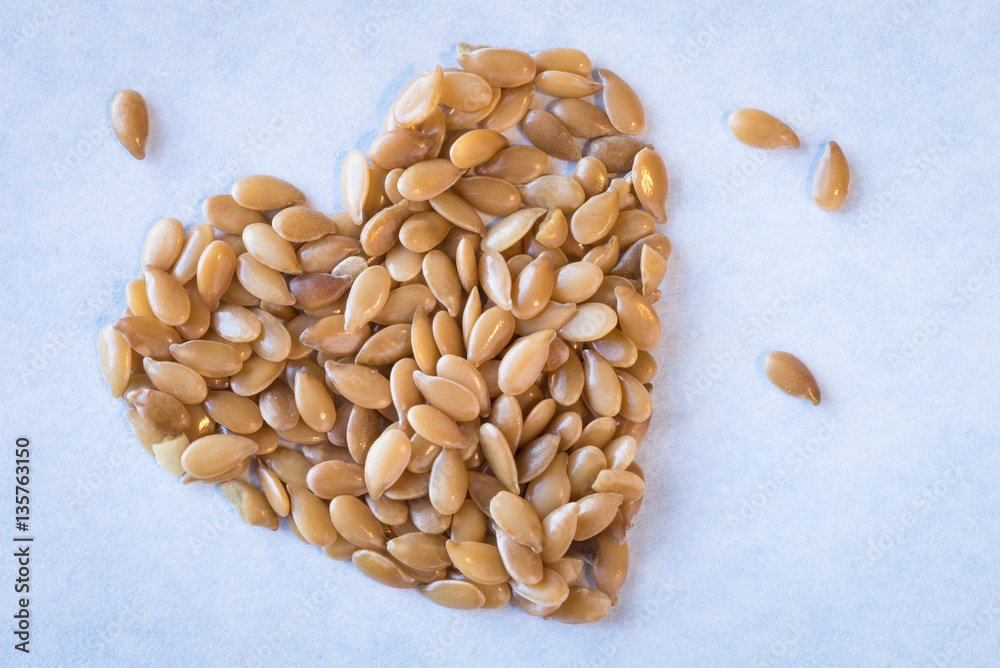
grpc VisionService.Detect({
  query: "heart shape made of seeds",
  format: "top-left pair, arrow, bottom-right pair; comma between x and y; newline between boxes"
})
98,44 -> 669,623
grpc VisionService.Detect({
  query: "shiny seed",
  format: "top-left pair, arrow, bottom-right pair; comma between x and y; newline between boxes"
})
298,234 -> 362,273
171,223 -> 215,284
551,99 -> 615,140
811,141 -> 850,211
365,428 -> 411,497
570,187 -> 619,244
521,110 -> 581,161
490,491 -> 543,553
457,45 -> 536,87
477,145 -> 548,184
510,567 -> 570,607
141,218 -> 184,270
516,434 -> 560,484
611,232 -> 671,280
534,71 -> 602,98
408,404 -> 470,449
143,266 -> 190,327
202,194 -> 268,234
204,390 -> 263,434
419,580 -> 485,609
446,540 -> 508,585
482,207 -> 546,253
328,495 -> 386,549
429,448 -> 468,515
243,223 -> 303,274
393,66 -> 444,128
518,175 -> 585,213
388,531 -> 451,570
496,529 -> 544,585
352,550 -> 416,588
236,253 -> 295,305
126,387 -> 190,436
271,206 -> 336,243
342,151 -> 371,224
408,496 -> 451,534
552,261 -> 604,304
211,303 -> 262,343
574,492 -> 624,540
483,82 -> 534,132
614,286 -> 660,352
631,147 -> 668,224
728,108 -> 800,149
231,175 -> 305,210
510,254 -> 555,320
540,502 -> 580,562
397,159 -> 464,202
548,587 -> 611,623
195,240 -> 236,310
370,129 -> 433,170
344,265 -> 391,333
599,69 -> 644,135
398,212 -> 451,253
525,449 -> 572,519
110,89 -> 148,159
286,483 -> 337,547
142,358 -> 207,404
180,434 -> 257,479
498,329 -> 556,397
763,351 -> 821,405
98,325 -> 131,398
533,48 -> 591,76
453,176 -> 521,217
325,361 -> 392,409
449,128 -> 508,169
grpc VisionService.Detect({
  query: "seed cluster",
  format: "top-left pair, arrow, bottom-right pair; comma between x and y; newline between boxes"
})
99,44 -> 669,622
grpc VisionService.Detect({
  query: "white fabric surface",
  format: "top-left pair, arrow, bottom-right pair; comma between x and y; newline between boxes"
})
1,0 -> 998,665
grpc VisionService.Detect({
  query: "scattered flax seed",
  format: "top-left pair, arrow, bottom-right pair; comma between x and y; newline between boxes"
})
763,351 -> 822,406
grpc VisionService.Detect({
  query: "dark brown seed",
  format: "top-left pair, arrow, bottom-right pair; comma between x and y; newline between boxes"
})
549,99 -> 615,139
521,110 -> 582,161
584,136 -> 649,173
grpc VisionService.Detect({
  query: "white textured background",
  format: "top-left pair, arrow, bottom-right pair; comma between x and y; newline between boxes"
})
1,1 -> 998,666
